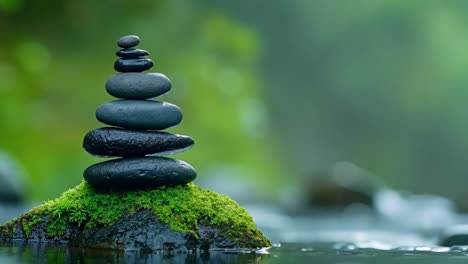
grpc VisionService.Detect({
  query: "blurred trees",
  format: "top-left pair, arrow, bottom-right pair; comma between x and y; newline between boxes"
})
0,0 -> 285,200
213,0 -> 468,198
6,0 -> 468,202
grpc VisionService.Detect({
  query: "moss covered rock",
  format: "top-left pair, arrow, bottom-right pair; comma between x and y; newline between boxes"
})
0,182 -> 270,252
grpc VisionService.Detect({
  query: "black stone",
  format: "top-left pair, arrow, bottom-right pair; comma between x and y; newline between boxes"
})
117,35 -> 140,49
83,127 -> 194,157
114,58 -> 154,72
83,157 -> 197,192
439,225 -> 468,246
96,100 -> 183,130
306,170 -> 378,208
116,48 -> 150,58
105,73 -> 171,99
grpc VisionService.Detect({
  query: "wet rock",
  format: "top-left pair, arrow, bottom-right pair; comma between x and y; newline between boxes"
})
0,210 -> 265,251
0,183 -> 270,251
116,48 -> 150,58
105,73 -> 171,99
114,58 -> 154,72
117,35 -> 140,49
83,157 -> 197,192
96,100 -> 182,130
305,162 -> 379,208
83,35 -> 197,193
74,211 -> 244,250
439,225 -> 468,246
83,127 -> 194,157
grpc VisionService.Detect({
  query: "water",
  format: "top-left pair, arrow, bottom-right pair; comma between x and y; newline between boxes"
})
267,243 -> 468,264
2,193 -> 468,263
0,243 -> 268,264
2,242 -> 468,264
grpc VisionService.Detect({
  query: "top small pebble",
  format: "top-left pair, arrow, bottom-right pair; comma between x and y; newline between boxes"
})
118,35 -> 140,49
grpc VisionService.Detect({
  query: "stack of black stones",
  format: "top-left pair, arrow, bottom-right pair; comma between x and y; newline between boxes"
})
82,35 -> 197,192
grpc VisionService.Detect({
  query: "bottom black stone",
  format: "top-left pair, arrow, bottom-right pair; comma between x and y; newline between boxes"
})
84,157 -> 196,192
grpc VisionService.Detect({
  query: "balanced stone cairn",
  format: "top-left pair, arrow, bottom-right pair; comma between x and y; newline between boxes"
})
82,35 -> 197,192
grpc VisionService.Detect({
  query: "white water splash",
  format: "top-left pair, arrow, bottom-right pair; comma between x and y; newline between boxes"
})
374,189 -> 457,231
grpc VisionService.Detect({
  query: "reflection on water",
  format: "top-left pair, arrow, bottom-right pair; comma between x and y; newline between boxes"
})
4,242 -> 468,264
0,243 -> 268,264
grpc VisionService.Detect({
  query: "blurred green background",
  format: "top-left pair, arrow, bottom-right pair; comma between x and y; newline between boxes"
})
2,0 -> 468,203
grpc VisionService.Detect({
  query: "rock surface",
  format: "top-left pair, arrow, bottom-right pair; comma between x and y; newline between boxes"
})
439,225 -> 468,246
305,163 -> 379,208
83,35 -> 197,191
83,157 -> 197,192
0,182 -> 270,252
1,211 -> 243,250
96,100 -> 183,130
105,73 -> 171,99
116,48 -> 150,58
117,35 -> 140,49
83,127 -> 194,157
114,58 -> 154,72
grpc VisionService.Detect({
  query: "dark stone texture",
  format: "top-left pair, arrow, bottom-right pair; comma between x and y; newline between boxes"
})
105,73 -> 171,99
439,225 -> 468,246
117,35 -> 140,49
114,58 -> 154,72
0,210 -> 261,252
116,48 -> 150,58
83,157 -> 197,192
96,100 -> 183,130
83,127 -> 194,157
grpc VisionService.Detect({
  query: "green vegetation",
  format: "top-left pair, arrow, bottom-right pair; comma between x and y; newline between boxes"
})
0,1 -> 286,201
215,0 -> 468,197
3,0 -> 468,204
0,182 -> 270,247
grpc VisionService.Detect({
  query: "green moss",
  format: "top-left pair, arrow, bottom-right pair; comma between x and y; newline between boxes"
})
0,181 -> 269,247
22,215 -> 43,236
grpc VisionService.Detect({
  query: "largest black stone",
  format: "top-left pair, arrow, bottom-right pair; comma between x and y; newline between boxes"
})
84,157 -> 197,192
83,127 -> 194,157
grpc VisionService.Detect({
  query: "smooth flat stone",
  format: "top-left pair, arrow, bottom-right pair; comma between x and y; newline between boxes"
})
114,58 -> 154,72
83,127 -> 194,157
83,157 -> 197,192
96,100 -> 183,130
105,73 -> 171,99
116,48 -> 150,58
118,35 -> 140,49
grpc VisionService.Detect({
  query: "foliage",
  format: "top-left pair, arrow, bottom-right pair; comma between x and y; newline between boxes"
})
0,0 -> 285,200
8,0 -> 468,201
214,0 -> 468,198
